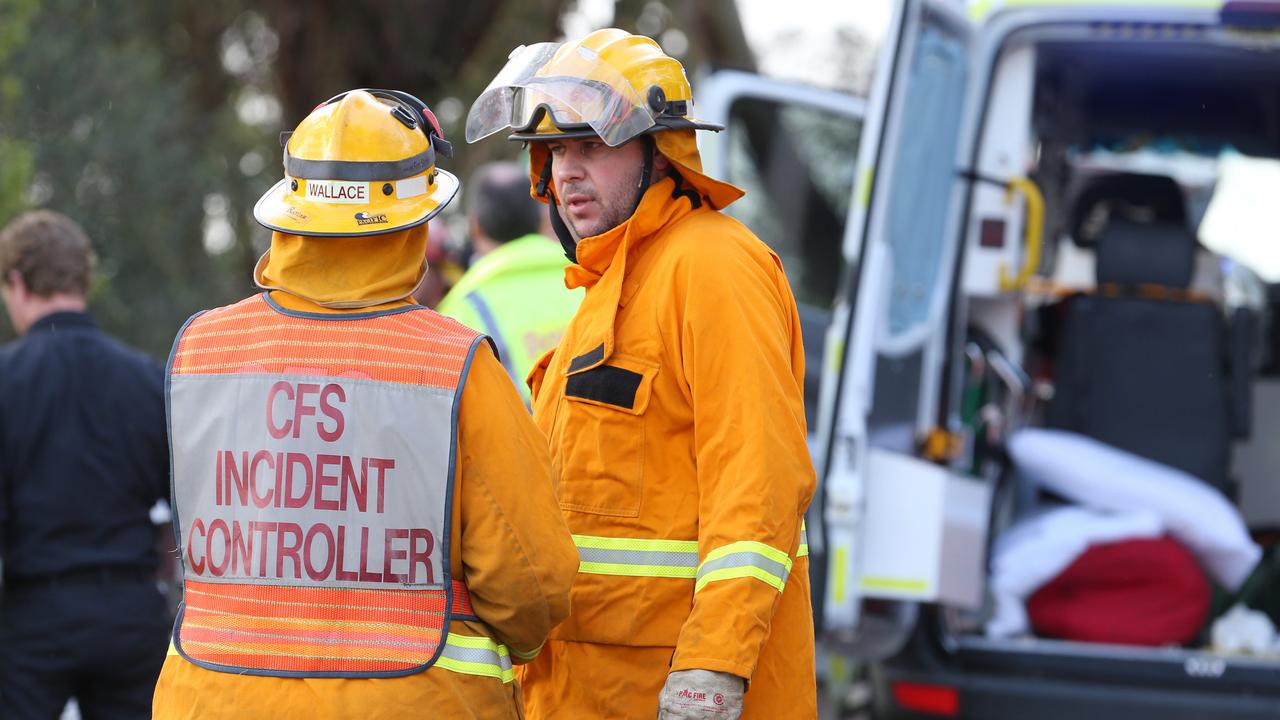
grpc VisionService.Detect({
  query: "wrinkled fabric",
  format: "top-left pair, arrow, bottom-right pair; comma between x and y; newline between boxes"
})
658,669 -> 744,719
153,227 -> 579,719
520,175 -> 817,719
255,226 -> 428,308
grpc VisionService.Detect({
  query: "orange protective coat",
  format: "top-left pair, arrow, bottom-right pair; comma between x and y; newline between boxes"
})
152,227 -> 579,719
519,167 -> 818,718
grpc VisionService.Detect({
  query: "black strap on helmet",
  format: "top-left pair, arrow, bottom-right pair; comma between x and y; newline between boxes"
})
631,136 -> 655,217
547,193 -> 578,263
309,88 -> 453,156
534,153 -> 554,198
284,88 -> 453,181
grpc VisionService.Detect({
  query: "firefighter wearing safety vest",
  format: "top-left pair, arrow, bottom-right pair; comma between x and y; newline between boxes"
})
152,89 -> 579,720
466,30 -> 817,719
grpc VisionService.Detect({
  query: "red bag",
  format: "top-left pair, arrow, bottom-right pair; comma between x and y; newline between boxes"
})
1027,535 -> 1210,646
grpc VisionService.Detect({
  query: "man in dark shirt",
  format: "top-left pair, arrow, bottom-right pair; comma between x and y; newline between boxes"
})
0,210 -> 170,719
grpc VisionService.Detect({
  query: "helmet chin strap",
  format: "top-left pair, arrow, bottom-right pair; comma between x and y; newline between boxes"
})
534,152 -> 581,263
633,136 -> 655,217
548,193 -> 582,263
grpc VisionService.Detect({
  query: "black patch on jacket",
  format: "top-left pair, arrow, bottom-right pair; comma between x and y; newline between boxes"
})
566,364 -> 643,410
568,343 -> 606,373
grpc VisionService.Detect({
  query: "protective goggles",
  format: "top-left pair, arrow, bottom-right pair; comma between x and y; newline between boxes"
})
466,42 -> 658,147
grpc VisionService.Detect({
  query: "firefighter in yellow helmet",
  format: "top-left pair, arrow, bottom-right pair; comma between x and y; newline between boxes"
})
152,89 -> 578,720
467,30 -> 817,719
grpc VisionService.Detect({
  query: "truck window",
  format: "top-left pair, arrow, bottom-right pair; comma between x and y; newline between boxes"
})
720,97 -> 861,425
883,24 -> 969,340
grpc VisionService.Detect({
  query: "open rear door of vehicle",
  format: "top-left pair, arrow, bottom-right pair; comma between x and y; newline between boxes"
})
695,69 -> 867,446
695,71 -> 869,626
818,0 -> 987,660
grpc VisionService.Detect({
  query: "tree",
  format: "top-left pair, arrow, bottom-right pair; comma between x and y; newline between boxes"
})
0,0 -> 761,355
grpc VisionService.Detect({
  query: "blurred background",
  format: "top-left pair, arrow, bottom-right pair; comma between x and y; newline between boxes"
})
0,0 -> 888,357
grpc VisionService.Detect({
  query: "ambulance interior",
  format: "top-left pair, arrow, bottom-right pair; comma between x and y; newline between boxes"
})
951,30 -> 1280,663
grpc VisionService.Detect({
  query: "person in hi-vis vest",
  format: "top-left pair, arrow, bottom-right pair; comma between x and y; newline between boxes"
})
437,161 -> 583,403
152,89 -> 579,720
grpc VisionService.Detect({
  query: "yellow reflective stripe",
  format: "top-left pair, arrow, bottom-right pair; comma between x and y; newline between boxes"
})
696,565 -> 787,593
861,576 -> 930,593
695,541 -> 793,594
970,0 -> 1223,21
703,540 -> 793,570
577,562 -> 697,578
167,641 -> 179,656
833,547 -> 849,603
445,634 -> 504,650
798,522 -> 809,557
573,534 -> 699,579
434,633 -> 514,683
572,535 -> 801,583
571,534 -> 698,552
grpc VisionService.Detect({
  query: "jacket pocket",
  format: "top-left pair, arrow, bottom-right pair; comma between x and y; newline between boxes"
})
556,355 -> 657,517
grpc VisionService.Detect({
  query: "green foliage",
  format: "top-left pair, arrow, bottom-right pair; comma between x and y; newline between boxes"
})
0,0 -> 38,227
0,1 -> 269,355
0,0 -> 751,355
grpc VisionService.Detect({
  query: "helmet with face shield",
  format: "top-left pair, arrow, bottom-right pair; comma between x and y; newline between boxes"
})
466,29 -> 743,259
466,29 -> 721,147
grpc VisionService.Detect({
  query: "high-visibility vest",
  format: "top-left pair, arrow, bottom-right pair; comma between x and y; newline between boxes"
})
167,293 -> 488,678
438,234 -> 583,400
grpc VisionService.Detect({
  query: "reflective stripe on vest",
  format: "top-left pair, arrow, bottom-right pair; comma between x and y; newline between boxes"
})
165,629 -> 512,683
463,292 -> 520,387
799,523 -> 809,558
168,294 -> 488,678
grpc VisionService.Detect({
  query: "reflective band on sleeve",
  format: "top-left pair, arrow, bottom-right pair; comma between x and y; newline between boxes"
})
695,541 -> 794,593
798,524 -> 809,558
434,633 -> 514,683
573,534 -> 699,578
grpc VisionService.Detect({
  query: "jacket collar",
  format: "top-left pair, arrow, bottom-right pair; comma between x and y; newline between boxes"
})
28,311 -> 95,335
558,175 -> 700,375
565,176 -> 698,287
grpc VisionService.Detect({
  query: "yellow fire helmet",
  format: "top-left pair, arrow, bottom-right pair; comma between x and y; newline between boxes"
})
467,29 -> 743,215
254,88 -> 458,237
467,29 -> 721,147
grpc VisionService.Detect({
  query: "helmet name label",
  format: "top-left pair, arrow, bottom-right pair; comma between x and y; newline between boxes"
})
396,174 -> 428,200
306,180 -> 369,204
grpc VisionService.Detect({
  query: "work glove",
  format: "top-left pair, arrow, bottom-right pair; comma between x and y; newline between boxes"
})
657,669 -> 745,719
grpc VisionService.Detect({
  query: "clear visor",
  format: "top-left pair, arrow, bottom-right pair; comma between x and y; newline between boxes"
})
466,42 -> 657,147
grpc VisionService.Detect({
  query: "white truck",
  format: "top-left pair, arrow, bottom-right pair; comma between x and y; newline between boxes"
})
699,1 -> 1280,717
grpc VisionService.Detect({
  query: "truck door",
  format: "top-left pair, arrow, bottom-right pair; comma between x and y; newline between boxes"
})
696,70 -> 868,439
696,71 -> 868,625
818,0 -> 986,659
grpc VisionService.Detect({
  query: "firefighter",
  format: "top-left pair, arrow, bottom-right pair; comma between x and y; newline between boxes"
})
152,89 -> 578,720
466,29 -> 817,719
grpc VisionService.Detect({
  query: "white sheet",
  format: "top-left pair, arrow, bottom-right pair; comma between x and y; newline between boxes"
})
1007,428 -> 1261,591
987,505 -> 1163,638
